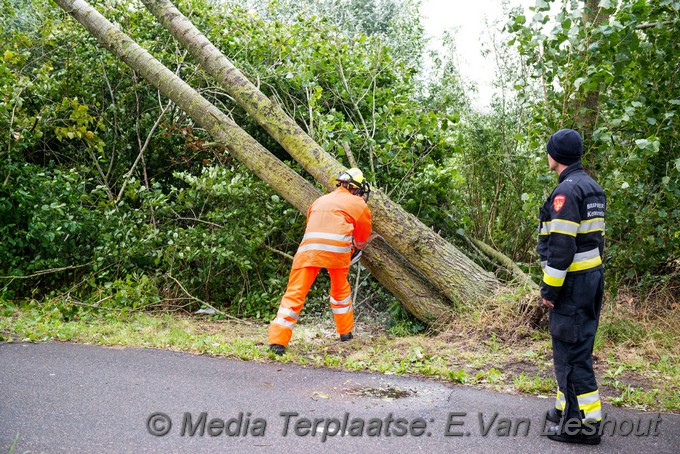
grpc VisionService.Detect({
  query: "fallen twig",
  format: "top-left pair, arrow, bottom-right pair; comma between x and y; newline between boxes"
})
166,274 -> 253,325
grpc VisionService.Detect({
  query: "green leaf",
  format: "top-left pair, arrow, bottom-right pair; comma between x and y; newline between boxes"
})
574,77 -> 587,90
635,139 -> 649,149
535,0 -> 550,11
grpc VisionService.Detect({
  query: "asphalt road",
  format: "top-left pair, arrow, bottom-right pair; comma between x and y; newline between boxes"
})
0,342 -> 677,453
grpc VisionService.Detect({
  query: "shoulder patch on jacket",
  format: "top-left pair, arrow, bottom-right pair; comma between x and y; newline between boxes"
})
553,194 -> 566,212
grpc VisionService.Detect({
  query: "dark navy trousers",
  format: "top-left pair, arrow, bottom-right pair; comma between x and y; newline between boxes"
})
549,268 -> 604,423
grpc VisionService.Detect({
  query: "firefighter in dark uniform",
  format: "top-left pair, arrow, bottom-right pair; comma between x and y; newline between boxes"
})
537,129 -> 606,445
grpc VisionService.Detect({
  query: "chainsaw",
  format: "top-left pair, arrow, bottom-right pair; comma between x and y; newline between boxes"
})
350,233 -> 380,266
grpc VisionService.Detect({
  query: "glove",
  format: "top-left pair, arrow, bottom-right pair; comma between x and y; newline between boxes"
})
349,249 -> 363,266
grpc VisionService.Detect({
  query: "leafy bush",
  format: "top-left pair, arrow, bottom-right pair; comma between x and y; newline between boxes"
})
506,0 -> 680,287
0,162 -> 102,296
1,0 -> 676,324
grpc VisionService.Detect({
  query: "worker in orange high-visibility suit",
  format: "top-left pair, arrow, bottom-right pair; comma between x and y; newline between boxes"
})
268,168 -> 372,355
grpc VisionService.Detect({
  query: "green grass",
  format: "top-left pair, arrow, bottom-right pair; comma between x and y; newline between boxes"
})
2,432 -> 20,454
1,298 -> 678,413
513,372 -> 557,394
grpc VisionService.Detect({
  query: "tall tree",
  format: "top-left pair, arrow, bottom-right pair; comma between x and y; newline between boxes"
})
572,0 -> 609,162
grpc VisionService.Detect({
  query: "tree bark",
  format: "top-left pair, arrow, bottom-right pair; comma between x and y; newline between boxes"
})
139,0 -> 501,306
361,236 -> 454,322
470,238 -> 537,289
573,0 -> 609,156
52,0 -> 453,322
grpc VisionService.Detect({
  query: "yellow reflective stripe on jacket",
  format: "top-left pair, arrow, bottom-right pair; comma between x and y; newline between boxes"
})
578,217 -> 605,234
567,248 -> 602,272
549,219 -> 579,237
543,266 -> 567,287
577,390 -> 602,422
540,218 -> 605,236
543,248 -> 602,287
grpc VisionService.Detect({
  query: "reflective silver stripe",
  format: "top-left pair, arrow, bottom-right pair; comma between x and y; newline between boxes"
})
539,223 -> 550,235
272,317 -> 295,329
297,244 -> 352,254
544,266 -> 567,280
550,219 -> 579,236
331,295 -> 352,314
278,308 -> 298,320
330,295 -> 351,306
578,391 -> 600,404
578,218 -> 605,233
583,408 -> 602,422
332,304 -> 353,315
302,232 -> 352,242
541,260 -> 547,270
577,390 -> 602,422
573,248 -> 600,263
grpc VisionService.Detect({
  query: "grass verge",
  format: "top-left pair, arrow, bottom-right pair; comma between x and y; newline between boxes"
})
0,291 -> 678,414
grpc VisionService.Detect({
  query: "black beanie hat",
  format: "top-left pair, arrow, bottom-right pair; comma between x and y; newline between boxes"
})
546,129 -> 583,165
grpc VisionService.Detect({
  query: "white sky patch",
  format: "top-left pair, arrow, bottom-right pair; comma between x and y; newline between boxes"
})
420,0 -> 534,111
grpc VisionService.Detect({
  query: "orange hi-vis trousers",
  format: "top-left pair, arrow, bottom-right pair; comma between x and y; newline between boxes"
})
268,266 -> 353,347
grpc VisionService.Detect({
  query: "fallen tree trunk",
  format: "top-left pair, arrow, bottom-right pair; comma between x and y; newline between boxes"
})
52,0 -> 453,322
140,0 -> 502,306
469,238 -> 537,289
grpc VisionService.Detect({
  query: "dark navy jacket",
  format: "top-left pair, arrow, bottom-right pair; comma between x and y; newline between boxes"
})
537,162 -> 606,301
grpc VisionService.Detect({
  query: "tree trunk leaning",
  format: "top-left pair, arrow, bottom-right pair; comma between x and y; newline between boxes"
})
52,0 -> 453,322
140,0 -> 501,306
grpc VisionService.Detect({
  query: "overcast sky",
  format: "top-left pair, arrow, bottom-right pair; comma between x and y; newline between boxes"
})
420,0 -> 533,111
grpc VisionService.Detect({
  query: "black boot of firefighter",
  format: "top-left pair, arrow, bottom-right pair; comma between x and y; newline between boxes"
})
269,344 -> 286,355
340,332 -> 353,342
546,407 -> 563,423
547,421 -> 601,445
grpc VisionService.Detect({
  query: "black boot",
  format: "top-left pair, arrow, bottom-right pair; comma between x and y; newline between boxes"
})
340,332 -> 353,342
546,407 -> 563,423
269,344 -> 286,355
546,424 -> 601,445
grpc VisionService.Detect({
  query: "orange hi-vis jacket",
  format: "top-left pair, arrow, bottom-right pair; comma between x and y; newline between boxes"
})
292,186 -> 372,269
